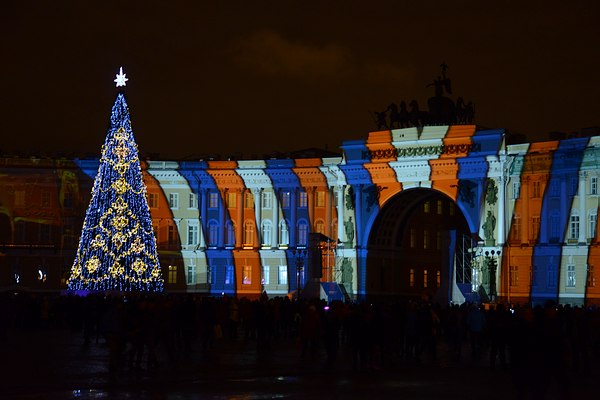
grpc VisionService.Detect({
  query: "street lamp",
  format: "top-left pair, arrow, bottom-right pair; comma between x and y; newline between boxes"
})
293,248 -> 306,299
485,249 -> 500,302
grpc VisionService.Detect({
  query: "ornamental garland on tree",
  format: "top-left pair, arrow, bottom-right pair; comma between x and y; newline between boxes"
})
67,68 -> 164,292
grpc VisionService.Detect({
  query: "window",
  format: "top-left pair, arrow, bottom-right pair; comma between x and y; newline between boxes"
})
423,269 -> 428,288
40,224 -> 51,243
409,268 -> 415,287
591,177 -> 598,195
244,192 -> 254,208
261,220 -> 272,246
63,192 -> 73,208
423,230 -> 430,249
570,214 -> 580,240
511,215 -> 521,241
410,228 -> 417,248
590,211 -> 598,239
298,191 -> 308,208
187,263 -> 195,284
188,193 -> 197,209
149,193 -> 159,208
512,181 -> 520,199
168,265 -> 177,284
570,177 -> 578,196
243,221 -> 255,247
437,200 -> 443,215
152,223 -> 159,240
547,265 -> 557,288
436,270 -> 441,288
242,265 -> 252,285
208,221 -> 219,246
262,265 -> 270,285
279,220 -> 289,246
15,190 -> 25,207
509,265 -> 519,286
423,201 -> 430,213
532,181 -> 541,198
168,224 -> 178,245
550,213 -> 560,242
227,192 -> 237,208
262,192 -> 272,209
316,191 -> 325,207
449,202 -> 455,216
226,221 -> 236,247
278,266 -> 288,285
225,265 -> 234,285
315,220 -> 325,235
530,215 -> 540,240
209,192 -> 219,208
169,193 -> 179,209
297,221 -> 308,247
550,180 -> 560,198
588,265 -> 596,287
281,191 -> 291,208
187,223 -> 199,246
566,265 -> 576,288
41,191 -> 51,208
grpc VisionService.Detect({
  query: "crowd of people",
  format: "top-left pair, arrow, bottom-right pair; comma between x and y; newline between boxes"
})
2,291 -> 600,397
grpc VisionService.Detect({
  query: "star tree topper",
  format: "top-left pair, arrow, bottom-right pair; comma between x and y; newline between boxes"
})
114,67 -> 128,87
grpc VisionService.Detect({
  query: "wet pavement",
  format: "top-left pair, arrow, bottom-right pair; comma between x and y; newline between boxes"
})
2,326 -> 599,400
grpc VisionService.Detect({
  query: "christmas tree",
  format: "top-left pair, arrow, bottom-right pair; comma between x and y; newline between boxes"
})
67,68 -> 164,292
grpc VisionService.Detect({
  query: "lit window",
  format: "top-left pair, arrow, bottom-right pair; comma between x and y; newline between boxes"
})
436,270 -> 441,287
423,201 -> 430,213
437,200 -> 443,215
281,191 -> 291,208
242,265 -> 252,285
187,223 -> 199,246
316,191 -> 326,207
297,221 -> 308,247
570,214 -> 580,240
244,221 -> 255,247
279,220 -> 289,246
410,228 -> 417,248
168,265 -> 177,284
298,191 -> 308,208
262,192 -> 272,209
509,265 -> 518,286
149,193 -> 159,208
588,265 -> 596,287
423,230 -> 430,249
278,266 -> 288,285
244,192 -> 254,208
188,193 -> 197,209
566,265 -> 576,288
227,192 -> 237,208
225,265 -> 234,285
315,220 -> 325,235
209,192 -> 219,208
532,181 -> 541,198
169,193 -> 179,209
262,265 -> 270,285
409,268 -> 415,287
187,263 -> 195,284
261,220 -> 272,246
590,211 -> 597,239
423,269 -> 428,288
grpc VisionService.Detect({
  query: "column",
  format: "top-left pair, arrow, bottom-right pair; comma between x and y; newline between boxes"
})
579,173 -> 586,243
272,189 -> 279,247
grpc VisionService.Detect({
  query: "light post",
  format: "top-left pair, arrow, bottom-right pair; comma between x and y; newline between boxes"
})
293,248 -> 306,299
485,249 -> 500,302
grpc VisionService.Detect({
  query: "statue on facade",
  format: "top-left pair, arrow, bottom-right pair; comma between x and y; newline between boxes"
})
344,217 -> 355,244
341,257 -> 353,285
483,210 -> 496,245
427,63 -> 456,124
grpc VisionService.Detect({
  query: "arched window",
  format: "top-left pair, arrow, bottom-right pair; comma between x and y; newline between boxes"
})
279,220 -> 289,247
208,220 -> 219,247
315,219 -> 325,235
261,220 -> 272,246
226,221 -> 236,247
297,220 -> 308,247
243,220 -> 255,247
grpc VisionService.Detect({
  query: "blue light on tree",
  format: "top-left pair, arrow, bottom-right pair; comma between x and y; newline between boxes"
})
67,68 -> 164,292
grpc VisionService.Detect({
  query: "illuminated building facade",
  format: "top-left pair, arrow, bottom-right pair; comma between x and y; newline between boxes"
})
1,125 -> 599,305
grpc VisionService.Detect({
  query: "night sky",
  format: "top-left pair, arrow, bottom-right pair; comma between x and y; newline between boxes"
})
2,1 -> 599,160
